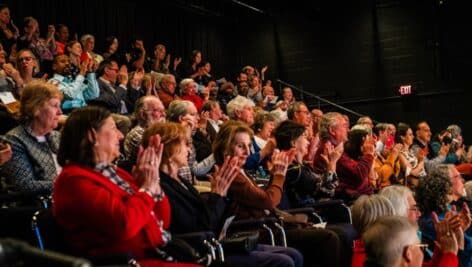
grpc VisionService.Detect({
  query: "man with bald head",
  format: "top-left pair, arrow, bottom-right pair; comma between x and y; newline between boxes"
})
122,95 -> 166,171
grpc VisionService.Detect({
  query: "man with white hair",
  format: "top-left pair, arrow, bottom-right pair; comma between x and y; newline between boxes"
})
313,112 -> 349,174
363,216 -> 427,267
121,95 -> 166,171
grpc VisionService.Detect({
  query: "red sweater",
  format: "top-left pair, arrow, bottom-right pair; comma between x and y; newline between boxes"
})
181,94 -> 204,112
336,152 -> 374,197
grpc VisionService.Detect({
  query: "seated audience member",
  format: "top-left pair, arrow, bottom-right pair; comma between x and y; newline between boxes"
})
158,74 -> 180,109
122,95 -> 165,172
363,216 -> 429,267
280,87 -> 295,106
18,17 -> 56,74
53,106 -> 199,267
92,58 -> 132,135
313,112 -> 349,174
0,43 -> 24,96
80,34 -> 103,65
395,123 -> 427,189
215,120 -> 343,267
445,125 -> 466,163
335,127 -> 375,202
356,116 -> 374,130
274,120 -> 341,209
192,100 -> 224,161
179,78 -> 205,112
226,95 -> 275,171
249,111 -> 278,178
217,81 -> 236,113
16,49 -> 40,86
380,185 -> 421,223
310,109 -> 323,137
259,84 -> 277,111
287,102 -> 319,163
374,146 -> 402,189
351,194 -> 397,267
167,100 -> 215,187
380,185 -> 463,267
54,24 -> 69,55
101,36 -> 119,60
1,80 -> 62,194
416,164 -> 472,267
411,121 -> 447,172
49,54 -> 99,113
143,122 -> 303,267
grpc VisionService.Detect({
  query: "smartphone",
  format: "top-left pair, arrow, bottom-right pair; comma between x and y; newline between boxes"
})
385,134 -> 395,150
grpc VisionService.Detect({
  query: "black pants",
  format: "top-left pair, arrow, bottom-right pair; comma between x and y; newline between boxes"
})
285,227 -> 342,267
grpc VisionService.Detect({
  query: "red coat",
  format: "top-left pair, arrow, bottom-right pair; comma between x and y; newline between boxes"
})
53,164 -> 198,267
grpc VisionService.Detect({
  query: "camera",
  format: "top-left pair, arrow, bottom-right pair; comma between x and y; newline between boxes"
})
442,135 -> 453,145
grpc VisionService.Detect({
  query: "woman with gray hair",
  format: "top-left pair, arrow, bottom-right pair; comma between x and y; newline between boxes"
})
0,80 -> 62,194
180,78 -> 205,112
381,184 -> 464,267
380,185 -> 421,222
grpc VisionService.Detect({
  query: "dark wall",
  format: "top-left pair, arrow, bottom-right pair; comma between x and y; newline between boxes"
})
4,0 -> 470,140
235,0 -> 470,140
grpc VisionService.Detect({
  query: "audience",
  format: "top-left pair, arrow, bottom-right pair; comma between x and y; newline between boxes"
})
143,121 -> 303,267
53,106 -> 200,267
215,120 -> 344,267
0,12 -> 471,267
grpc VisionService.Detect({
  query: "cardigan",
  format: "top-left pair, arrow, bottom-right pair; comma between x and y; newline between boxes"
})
0,125 -> 60,194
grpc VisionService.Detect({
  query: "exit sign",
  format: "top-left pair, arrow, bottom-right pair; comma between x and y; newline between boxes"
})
399,84 -> 412,95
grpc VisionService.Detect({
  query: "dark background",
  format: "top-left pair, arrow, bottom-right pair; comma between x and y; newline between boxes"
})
4,0 -> 471,141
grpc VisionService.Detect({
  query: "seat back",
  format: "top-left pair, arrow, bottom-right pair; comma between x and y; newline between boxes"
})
31,209 -> 68,253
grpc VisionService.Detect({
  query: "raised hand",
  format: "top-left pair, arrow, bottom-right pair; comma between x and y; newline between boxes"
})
207,156 -> 239,196
0,142 -> 12,165
269,149 -> 291,177
134,135 -> 163,195
173,57 -> 182,71
459,202 -> 472,230
432,211 -> 461,254
165,54 -> 171,69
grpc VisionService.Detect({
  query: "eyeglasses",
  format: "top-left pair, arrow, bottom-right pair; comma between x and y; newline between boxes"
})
296,110 -> 310,115
107,67 -> 119,72
411,243 -> 429,252
18,56 -> 34,62
144,109 -> 165,114
409,206 -> 421,213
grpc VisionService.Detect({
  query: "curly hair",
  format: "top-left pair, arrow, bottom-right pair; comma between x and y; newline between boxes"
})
416,164 -> 452,215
